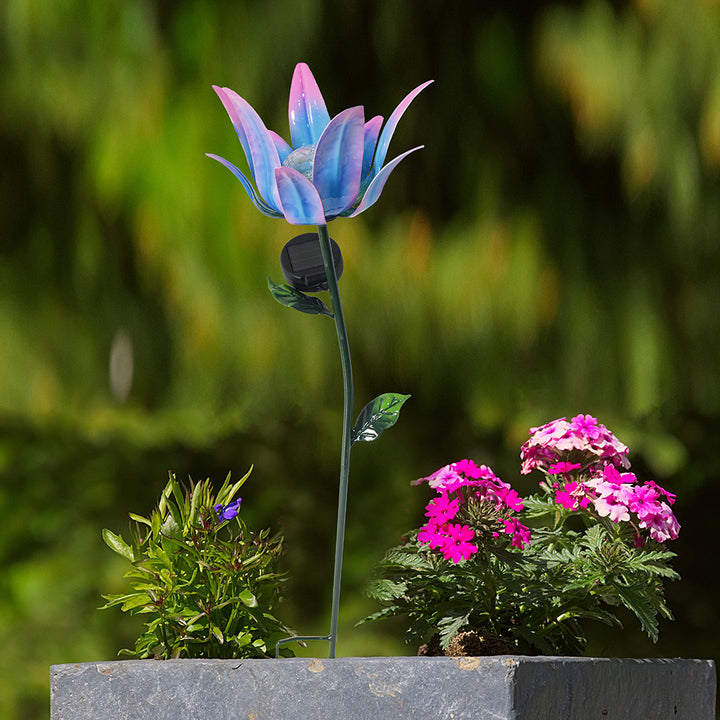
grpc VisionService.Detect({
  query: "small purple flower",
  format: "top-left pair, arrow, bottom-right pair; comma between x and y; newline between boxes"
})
208,63 -> 432,225
214,498 -> 241,522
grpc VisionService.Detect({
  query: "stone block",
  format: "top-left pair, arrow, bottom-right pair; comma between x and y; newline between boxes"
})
50,656 -> 716,720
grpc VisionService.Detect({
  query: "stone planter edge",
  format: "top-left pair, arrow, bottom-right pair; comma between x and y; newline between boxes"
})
50,655 -> 717,720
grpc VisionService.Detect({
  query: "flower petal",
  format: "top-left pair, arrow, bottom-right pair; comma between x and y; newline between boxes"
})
213,85 -> 255,177
275,166 -> 327,225
206,154 -> 283,217
373,80 -> 433,177
269,131 -> 292,163
347,146 -> 423,217
214,86 -> 282,209
288,63 -> 331,148
313,106 -> 364,217
361,115 -> 383,179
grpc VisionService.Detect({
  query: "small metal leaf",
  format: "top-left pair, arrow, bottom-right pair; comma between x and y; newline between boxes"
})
351,392 -> 410,445
267,277 -> 332,317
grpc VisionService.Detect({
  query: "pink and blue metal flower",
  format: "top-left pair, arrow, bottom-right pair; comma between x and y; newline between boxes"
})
208,63 -> 432,225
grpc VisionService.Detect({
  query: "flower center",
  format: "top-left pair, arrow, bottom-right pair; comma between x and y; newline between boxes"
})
282,144 -> 316,181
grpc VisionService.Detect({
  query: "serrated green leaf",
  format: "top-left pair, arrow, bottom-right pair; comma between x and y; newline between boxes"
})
367,578 -> 407,602
438,611 -> 471,649
102,529 -> 134,561
351,393 -> 410,444
614,583 -> 660,641
382,547 -> 434,571
267,278 -> 332,317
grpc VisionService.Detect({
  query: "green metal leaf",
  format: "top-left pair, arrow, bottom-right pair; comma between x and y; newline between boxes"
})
351,392 -> 410,445
267,277 -> 332,317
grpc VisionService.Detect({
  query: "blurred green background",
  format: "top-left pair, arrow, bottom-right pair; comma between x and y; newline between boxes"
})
2,0 -> 720,717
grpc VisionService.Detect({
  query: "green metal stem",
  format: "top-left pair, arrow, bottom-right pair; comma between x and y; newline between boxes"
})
317,223 -> 353,659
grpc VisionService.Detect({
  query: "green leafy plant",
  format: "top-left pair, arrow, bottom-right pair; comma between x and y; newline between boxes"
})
101,469 -> 294,659
363,415 -> 680,656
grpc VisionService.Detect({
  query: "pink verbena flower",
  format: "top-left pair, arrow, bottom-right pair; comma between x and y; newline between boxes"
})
415,460 -> 529,555
440,523 -> 478,563
412,463 -> 463,491
547,462 -> 583,475
413,459 -> 503,494
503,517 -> 532,549
520,415 -> 630,474
639,502 -> 681,543
645,479 -> 677,506
592,494 -> 631,523
501,488 -> 524,512
417,522 -> 445,550
552,460 -> 681,543
625,484 -> 660,516
555,481 -> 592,511
454,458 -> 484,479
424,492 -> 460,525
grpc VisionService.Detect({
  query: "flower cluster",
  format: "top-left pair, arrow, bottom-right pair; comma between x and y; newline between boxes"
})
368,415 -> 681,654
413,459 -> 531,562
520,414 -> 630,474
522,414 -> 680,544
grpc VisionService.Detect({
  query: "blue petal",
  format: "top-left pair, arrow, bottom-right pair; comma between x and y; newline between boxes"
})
288,63 -> 331,148
216,87 -> 282,209
347,146 -> 423,218
213,85 -> 256,178
275,167 -> 327,225
270,131 -> 293,163
206,154 -> 283,217
313,106 -> 364,217
361,115 -> 383,179
373,80 -> 433,178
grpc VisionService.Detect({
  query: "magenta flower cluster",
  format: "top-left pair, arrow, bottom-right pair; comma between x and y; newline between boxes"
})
520,414 -> 630,474
413,459 -> 531,563
413,415 -> 680,564
521,415 -> 680,545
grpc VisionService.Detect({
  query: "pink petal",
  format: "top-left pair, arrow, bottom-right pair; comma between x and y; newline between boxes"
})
288,62 -> 331,148
213,86 -> 281,209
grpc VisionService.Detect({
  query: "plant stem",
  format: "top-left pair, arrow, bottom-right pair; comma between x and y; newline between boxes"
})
317,223 -> 353,658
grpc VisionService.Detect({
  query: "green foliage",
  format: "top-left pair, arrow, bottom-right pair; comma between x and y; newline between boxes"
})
101,469 -> 294,659
364,491 -> 678,656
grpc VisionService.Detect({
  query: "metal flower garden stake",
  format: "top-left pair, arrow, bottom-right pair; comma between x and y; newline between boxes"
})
208,63 -> 431,657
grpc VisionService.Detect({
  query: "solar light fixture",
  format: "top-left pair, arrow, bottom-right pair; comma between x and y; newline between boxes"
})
280,233 -> 343,293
